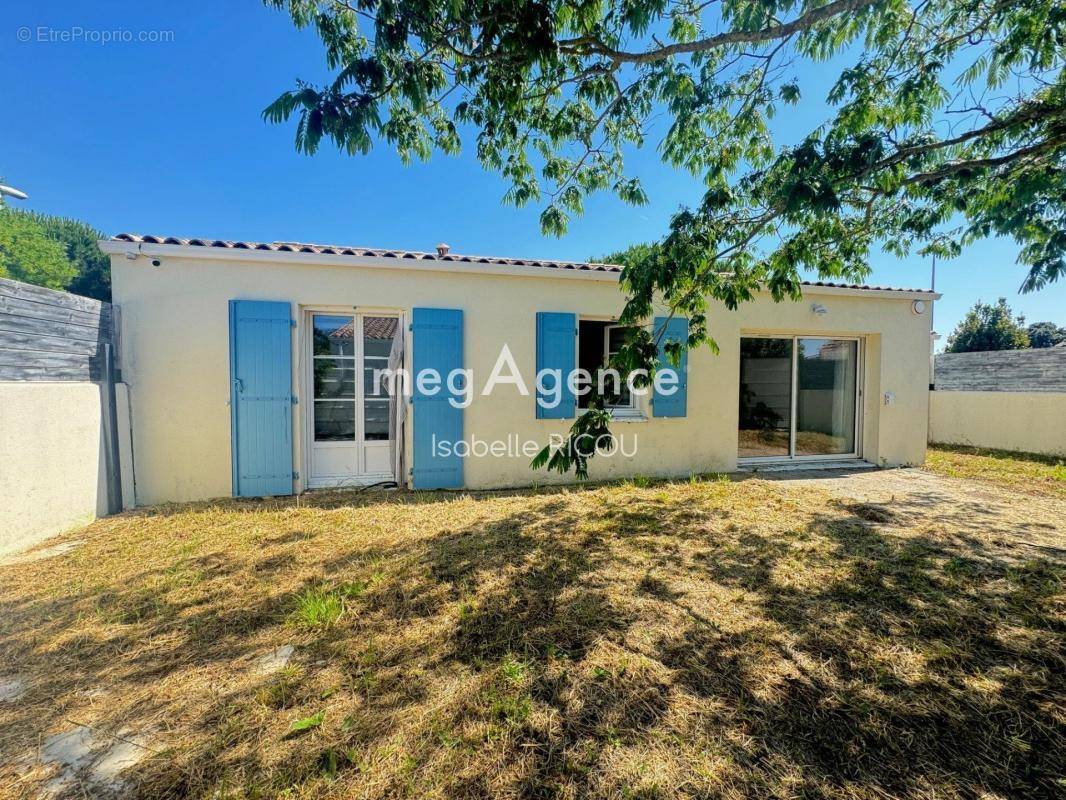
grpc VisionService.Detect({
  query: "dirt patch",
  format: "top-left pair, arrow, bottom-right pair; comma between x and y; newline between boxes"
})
0,679 -> 23,703
251,644 -> 295,674
0,540 -> 84,567
33,724 -> 155,798
766,467 -> 1066,553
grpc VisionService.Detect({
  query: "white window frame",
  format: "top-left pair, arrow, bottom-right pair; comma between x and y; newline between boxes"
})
301,306 -> 404,489
603,323 -> 638,412
575,317 -> 646,420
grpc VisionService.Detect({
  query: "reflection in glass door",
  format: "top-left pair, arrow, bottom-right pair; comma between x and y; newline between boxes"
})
738,338 -> 793,458
309,313 -> 398,486
739,336 -> 860,460
796,339 -> 858,456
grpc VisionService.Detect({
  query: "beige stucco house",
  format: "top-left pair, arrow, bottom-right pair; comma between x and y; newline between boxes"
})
100,234 -> 938,506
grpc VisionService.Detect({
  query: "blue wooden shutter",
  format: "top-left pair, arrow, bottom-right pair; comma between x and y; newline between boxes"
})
412,307 -> 464,489
535,312 -> 576,419
653,316 -> 688,418
229,300 -> 294,497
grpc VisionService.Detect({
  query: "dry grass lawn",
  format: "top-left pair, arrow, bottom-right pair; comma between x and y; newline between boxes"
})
1,471 -> 1063,799
926,443 -> 1066,498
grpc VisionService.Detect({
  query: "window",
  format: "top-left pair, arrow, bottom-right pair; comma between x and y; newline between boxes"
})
311,314 -> 398,443
578,319 -> 638,411
312,315 -> 356,441
604,324 -> 635,408
362,316 -> 397,441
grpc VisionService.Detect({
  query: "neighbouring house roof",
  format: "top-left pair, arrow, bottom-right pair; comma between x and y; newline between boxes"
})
331,317 -> 398,340
105,233 -> 938,295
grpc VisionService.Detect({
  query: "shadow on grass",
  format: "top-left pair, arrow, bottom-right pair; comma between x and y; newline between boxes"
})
0,485 -> 1062,799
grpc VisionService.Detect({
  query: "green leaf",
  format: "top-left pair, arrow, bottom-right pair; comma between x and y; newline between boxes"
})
285,711 -> 325,739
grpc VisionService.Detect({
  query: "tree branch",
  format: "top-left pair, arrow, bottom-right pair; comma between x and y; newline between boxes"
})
559,0 -> 880,63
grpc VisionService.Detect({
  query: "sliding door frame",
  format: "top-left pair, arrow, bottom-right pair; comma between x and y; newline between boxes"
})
738,333 -> 864,464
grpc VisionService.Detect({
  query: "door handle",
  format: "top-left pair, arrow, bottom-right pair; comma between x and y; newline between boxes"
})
233,378 -> 244,394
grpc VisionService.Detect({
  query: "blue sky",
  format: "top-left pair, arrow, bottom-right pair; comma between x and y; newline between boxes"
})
2,1 -> 1062,346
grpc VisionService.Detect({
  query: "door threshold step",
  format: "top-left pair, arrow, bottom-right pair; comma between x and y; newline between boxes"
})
737,460 -> 876,474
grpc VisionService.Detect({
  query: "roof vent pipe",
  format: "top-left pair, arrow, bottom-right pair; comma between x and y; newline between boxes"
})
436,242 -> 450,257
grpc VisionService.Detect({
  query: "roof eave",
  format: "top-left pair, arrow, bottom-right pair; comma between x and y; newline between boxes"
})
98,239 -> 622,283
99,239 -> 941,299
798,283 -> 941,300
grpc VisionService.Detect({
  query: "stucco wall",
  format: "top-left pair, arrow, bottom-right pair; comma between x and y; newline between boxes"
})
930,391 -> 1066,456
0,382 -> 109,555
109,251 -> 933,505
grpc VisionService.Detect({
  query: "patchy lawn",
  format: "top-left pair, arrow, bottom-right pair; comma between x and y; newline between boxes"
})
927,443 -> 1066,498
1,475 -> 1063,800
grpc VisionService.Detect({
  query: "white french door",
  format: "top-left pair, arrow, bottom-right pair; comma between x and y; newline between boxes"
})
738,335 -> 862,462
308,312 -> 398,487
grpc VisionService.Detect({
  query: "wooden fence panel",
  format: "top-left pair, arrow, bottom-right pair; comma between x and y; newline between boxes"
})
0,278 -> 111,381
934,348 -> 1066,393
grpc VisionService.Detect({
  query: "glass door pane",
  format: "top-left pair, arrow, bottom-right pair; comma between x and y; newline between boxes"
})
312,314 -> 356,442
362,316 -> 397,442
738,338 -> 793,458
795,339 -> 858,456
605,325 -> 634,408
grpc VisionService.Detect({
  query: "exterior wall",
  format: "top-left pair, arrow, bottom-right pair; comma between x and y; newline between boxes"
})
930,391 -> 1066,456
0,382 -> 109,555
110,252 -> 933,505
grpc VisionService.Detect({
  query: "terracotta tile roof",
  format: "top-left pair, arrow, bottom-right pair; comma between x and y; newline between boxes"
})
799,279 -> 933,293
110,233 -> 622,273
331,317 -> 398,340
109,234 -> 935,293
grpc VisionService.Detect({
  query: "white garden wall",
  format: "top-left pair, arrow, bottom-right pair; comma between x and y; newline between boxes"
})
929,391 -> 1066,457
0,382 -> 111,555
0,279 -> 127,556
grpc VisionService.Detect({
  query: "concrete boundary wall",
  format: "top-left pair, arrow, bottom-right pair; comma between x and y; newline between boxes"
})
0,383 -> 110,554
929,391 -> 1066,457
0,279 -> 128,556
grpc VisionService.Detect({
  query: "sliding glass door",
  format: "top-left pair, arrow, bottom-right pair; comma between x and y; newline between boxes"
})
739,336 -> 860,461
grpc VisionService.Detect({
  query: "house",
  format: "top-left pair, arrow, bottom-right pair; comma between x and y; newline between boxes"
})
99,234 -> 939,505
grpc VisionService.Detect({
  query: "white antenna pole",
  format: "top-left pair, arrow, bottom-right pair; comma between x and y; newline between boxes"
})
0,185 -> 28,201
929,254 -> 937,389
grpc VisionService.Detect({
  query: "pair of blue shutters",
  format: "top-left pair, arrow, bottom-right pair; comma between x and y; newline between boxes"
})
229,301 -> 684,496
535,313 -> 689,418
229,301 -> 465,495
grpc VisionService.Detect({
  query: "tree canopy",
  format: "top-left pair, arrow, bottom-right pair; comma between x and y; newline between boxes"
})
944,297 -> 1029,352
265,0 -> 1065,474
0,209 -> 76,291
1026,320 -> 1066,348
0,209 -> 111,301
